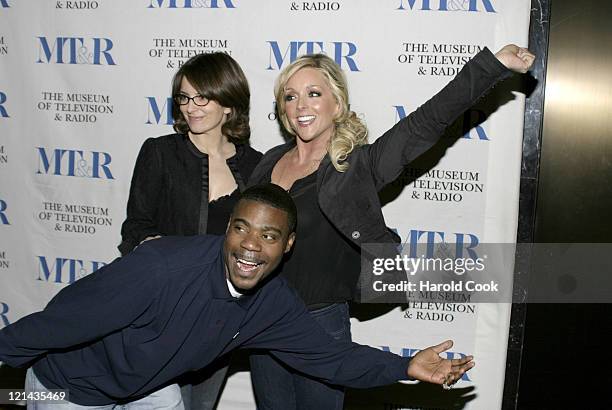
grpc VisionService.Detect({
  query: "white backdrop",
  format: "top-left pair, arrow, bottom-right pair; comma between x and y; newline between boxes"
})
0,1 -> 530,409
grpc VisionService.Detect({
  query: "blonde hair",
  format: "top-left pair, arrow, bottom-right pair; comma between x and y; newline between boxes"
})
274,54 -> 368,172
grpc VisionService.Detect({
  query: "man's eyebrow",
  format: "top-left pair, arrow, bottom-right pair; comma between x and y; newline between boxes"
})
261,226 -> 283,235
231,218 -> 250,226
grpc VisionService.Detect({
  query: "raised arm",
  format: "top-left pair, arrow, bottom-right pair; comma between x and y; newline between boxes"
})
364,45 -> 534,190
118,138 -> 164,255
0,246 -> 163,367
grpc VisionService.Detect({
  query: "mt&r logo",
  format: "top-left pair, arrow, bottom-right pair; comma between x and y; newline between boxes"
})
37,37 -> 116,65
37,256 -> 106,284
267,41 -> 359,71
148,0 -> 235,8
36,147 -> 114,179
397,0 -> 495,12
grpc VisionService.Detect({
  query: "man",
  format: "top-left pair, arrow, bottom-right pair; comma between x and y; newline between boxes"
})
0,183 -> 474,409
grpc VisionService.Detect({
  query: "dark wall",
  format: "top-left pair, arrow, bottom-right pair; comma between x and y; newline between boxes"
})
518,1 -> 612,408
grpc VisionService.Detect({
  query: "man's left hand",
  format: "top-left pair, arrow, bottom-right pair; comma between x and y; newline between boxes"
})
406,340 -> 474,387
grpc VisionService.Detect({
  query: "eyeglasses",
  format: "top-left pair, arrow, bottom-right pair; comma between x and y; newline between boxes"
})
173,94 -> 210,107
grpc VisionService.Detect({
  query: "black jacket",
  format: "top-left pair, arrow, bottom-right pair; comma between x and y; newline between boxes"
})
119,134 -> 262,255
249,48 -> 511,249
0,235 -> 410,405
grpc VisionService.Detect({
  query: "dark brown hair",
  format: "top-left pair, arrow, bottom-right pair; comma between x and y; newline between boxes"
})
171,52 -> 250,143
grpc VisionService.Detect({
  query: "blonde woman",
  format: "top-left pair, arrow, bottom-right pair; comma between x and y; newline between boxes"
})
248,44 -> 534,409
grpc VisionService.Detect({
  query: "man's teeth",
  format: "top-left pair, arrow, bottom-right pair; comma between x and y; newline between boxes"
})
237,258 -> 259,266
298,115 -> 315,123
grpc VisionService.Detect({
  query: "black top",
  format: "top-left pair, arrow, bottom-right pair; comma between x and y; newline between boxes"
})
119,133 -> 262,255
207,188 -> 240,235
0,235 -> 410,405
270,170 -> 360,308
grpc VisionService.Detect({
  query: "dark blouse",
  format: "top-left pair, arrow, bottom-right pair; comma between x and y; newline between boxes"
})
270,170 -> 361,308
119,133 -> 262,255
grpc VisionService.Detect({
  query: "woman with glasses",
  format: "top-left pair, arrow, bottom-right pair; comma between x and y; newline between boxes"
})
119,52 -> 262,410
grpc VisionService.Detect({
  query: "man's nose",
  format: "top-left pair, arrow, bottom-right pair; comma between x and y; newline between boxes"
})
240,234 -> 261,252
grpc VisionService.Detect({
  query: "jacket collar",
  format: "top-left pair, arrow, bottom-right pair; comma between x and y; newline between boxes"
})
182,133 -> 246,161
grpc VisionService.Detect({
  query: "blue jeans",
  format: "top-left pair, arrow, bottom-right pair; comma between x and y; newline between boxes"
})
179,358 -> 229,410
250,302 -> 352,410
25,368 -> 184,409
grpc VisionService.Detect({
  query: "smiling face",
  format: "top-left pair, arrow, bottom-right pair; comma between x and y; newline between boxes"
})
223,199 -> 295,292
282,67 -> 340,144
178,77 -> 231,138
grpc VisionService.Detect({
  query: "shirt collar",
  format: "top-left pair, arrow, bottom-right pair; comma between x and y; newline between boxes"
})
226,278 -> 243,298
211,242 -> 260,309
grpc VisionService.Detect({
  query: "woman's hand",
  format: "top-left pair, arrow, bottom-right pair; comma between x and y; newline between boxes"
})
495,44 -> 535,73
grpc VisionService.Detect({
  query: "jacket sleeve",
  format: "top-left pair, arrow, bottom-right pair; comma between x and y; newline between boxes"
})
243,287 -> 411,388
0,246 -> 164,368
118,138 -> 164,255
363,47 -> 512,190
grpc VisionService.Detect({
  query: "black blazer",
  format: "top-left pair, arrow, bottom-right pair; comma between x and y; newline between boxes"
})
119,134 -> 262,255
249,48 -> 511,248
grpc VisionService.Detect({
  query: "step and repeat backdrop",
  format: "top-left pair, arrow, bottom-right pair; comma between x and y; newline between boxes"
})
0,1 -> 530,409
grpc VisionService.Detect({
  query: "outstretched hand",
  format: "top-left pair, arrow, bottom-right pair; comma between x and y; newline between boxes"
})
406,340 -> 474,387
495,44 -> 535,73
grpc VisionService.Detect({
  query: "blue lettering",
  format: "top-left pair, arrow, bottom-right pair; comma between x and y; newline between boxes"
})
455,233 -> 479,259
394,105 -> 408,122
93,38 -> 116,65
66,37 -> 83,64
210,0 -> 235,7
0,200 -> 10,225
332,42 -> 359,71
0,0 -> 9,7
267,41 -> 358,71
36,257 -> 101,284
148,0 -> 180,8
36,37 -> 115,65
66,150 -> 82,177
408,230 -> 445,258
91,152 -> 114,179
0,91 -> 8,117
37,256 -> 69,283
267,41 -> 308,70
397,0 -> 495,12
148,0 -> 235,8
146,97 -> 173,125
468,0 -> 494,12
91,261 -> 107,272
382,345 -> 471,381
397,0 -> 430,10
380,345 -> 418,358
36,147 -> 64,175
0,302 -> 9,326
462,109 -> 489,140
36,148 -> 113,179
37,37 -> 64,64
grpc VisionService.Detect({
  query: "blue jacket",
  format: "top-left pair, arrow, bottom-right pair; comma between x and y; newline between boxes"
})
0,235 -> 410,405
